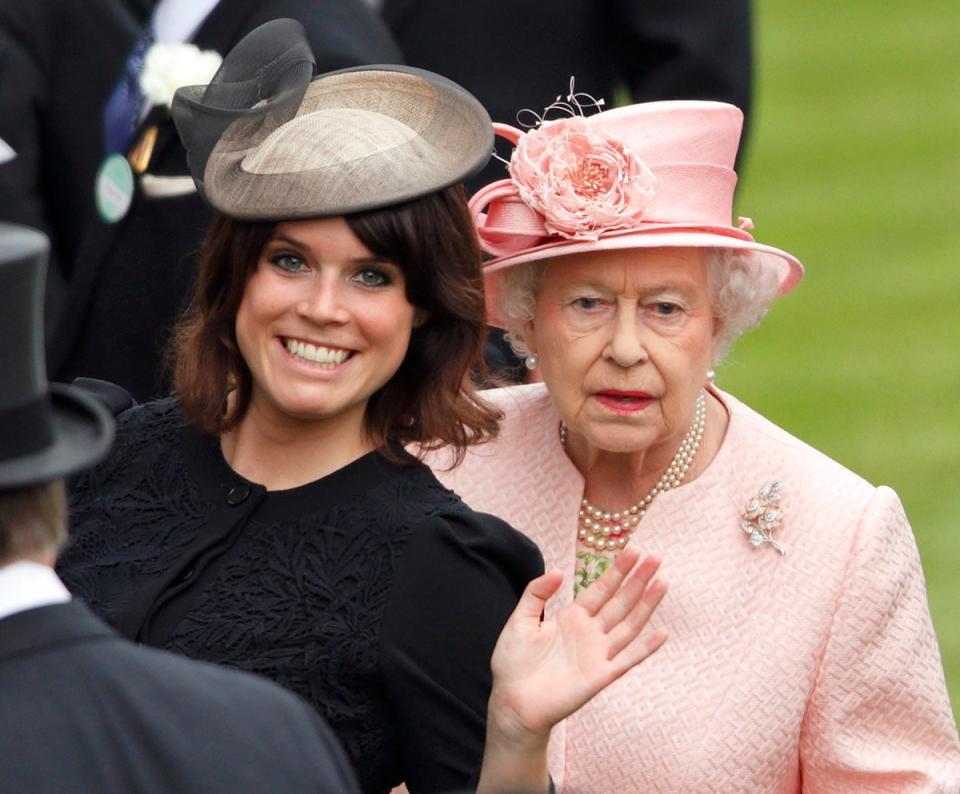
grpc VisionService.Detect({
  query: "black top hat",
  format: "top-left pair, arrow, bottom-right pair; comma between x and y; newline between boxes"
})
0,223 -> 114,487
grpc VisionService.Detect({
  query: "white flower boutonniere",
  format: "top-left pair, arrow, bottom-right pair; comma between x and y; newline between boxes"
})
139,43 -> 222,110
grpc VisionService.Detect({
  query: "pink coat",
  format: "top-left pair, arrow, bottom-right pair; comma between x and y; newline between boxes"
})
430,384 -> 960,792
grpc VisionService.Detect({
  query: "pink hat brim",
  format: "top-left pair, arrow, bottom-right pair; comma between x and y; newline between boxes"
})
483,224 -> 804,328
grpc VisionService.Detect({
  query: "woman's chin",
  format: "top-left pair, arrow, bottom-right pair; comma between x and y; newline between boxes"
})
252,388 -> 346,426
579,425 -> 657,455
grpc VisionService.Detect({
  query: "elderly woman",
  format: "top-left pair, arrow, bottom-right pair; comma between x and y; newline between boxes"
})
433,99 -> 960,790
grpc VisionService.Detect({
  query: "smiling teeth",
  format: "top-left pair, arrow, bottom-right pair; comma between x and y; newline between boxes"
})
285,339 -> 350,368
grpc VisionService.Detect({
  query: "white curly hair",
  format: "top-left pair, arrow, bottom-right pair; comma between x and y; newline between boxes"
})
497,248 -> 781,365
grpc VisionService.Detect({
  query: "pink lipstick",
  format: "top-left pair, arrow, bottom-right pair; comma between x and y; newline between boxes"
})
593,390 -> 653,415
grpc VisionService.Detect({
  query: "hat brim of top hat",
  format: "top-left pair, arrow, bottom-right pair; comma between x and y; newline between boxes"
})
483,223 -> 804,329
203,65 -> 494,220
0,384 -> 115,488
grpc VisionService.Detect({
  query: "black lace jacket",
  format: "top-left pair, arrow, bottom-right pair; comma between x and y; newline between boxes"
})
58,399 -> 543,794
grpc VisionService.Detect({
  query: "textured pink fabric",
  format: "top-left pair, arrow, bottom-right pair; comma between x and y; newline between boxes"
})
429,384 -> 960,793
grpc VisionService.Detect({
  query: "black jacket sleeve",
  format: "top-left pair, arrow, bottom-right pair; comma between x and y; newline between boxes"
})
379,510 -> 544,793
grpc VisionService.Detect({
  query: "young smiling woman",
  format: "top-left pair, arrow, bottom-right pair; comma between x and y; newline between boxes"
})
54,20 -> 670,794
225,216 -> 424,488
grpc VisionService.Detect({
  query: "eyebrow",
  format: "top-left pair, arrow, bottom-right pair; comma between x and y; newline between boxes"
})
265,234 -> 393,265
565,279 -> 699,297
636,281 -> 698,297
264,232 -> 306,249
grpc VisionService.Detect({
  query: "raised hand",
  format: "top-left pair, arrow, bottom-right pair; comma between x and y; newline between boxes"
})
477,548 -> 666,792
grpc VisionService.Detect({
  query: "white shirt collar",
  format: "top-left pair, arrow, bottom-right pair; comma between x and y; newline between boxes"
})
0,561 -> 71,621
153,0 -> 221,44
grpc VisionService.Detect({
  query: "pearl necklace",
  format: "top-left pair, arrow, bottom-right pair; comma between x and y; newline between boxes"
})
561,392 -> 707,553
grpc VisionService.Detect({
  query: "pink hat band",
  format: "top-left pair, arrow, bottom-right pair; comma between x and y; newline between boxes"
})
471,162 -> 744,259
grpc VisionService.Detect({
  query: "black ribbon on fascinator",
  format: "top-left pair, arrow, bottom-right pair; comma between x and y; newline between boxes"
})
171,18 -> 316,198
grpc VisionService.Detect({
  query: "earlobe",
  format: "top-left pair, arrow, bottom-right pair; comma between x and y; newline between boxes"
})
413,309 -> 430,328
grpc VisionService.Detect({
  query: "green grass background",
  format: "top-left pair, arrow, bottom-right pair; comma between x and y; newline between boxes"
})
722,1 -> 959,720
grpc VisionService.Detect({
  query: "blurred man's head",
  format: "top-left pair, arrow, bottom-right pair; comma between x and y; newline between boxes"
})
0,481 -> 67,565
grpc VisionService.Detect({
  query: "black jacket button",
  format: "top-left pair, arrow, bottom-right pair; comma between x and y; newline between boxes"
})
226,485 -> 251,505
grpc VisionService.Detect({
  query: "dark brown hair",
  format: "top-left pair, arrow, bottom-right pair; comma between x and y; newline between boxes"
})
0,480 -> 68,563
171,186 -> 500,463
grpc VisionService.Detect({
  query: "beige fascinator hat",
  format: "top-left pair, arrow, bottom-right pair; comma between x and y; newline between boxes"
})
172,18 -> 494,219
469,91 -> 804,327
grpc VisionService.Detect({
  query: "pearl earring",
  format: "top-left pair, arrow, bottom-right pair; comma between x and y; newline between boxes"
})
706,369 -> 716,384
524,354 -> 539,370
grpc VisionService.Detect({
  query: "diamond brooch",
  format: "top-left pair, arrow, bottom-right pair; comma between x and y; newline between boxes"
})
740,479 -> 786,555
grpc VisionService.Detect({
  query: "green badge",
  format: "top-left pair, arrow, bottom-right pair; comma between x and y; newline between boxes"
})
95,154 -> 135,223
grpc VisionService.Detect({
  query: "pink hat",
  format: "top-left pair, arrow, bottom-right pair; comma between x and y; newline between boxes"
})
469,99 -> 804,327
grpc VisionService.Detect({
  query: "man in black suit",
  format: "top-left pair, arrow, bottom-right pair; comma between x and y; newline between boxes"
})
38,0 -> 402,401
0,222 -> 361,794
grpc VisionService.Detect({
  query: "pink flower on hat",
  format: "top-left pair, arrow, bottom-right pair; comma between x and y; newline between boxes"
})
508,117 -> 657,240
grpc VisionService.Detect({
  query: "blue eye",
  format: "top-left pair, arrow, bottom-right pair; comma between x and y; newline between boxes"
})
574,297 -> 601,310
270,253 -> 306,273
654,302 -> 680,315
354,268 -> 391,287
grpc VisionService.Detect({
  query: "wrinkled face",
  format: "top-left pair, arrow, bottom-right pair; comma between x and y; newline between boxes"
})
235,216 -> 418,428
524,248 -> 719,455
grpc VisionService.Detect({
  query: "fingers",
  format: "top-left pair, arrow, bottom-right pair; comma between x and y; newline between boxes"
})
511,569 -> 564,624
594,554 -> 661,632
573,546 -> 640,615
606,577 -> 668,660
608,626 -> 668,681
